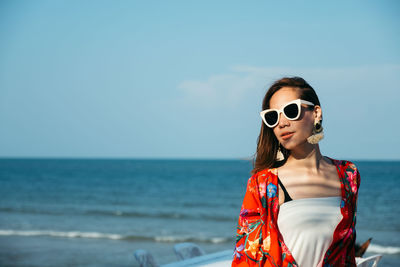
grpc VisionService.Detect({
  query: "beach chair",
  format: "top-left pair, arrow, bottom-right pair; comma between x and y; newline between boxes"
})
173,242 -> 206,261
134,249 -> 159,267
356,254 -> 383,267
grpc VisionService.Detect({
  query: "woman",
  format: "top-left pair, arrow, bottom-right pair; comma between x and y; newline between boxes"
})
232,77 -> 360,267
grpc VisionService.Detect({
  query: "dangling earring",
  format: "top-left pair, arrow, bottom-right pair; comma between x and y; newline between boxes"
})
307,119 -> 324,144
276,142 -> 285,161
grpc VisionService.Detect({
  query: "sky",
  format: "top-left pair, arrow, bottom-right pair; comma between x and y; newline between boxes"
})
0,0 -> 399,160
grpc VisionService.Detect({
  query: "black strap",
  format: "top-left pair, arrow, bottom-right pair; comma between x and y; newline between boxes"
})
278,177 -> 293,203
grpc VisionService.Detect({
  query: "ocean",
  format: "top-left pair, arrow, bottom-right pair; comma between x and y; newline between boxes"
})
0,159 -> 399,267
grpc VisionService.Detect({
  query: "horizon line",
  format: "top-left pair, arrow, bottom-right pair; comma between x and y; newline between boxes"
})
0,156 -> 399,162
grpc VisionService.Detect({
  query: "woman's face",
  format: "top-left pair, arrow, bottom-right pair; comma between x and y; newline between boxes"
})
269,87 -> 319,150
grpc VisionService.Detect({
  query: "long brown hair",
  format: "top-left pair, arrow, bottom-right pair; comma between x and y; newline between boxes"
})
251,77 -> 321,175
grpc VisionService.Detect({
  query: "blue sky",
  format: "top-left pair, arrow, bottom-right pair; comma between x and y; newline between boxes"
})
0,0 -> 399,160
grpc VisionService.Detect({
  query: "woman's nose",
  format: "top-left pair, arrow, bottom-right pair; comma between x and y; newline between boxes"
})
278,112 -> 290,127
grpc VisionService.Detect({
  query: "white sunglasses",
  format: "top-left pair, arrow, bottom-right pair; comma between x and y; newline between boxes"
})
260,99 -> 315,128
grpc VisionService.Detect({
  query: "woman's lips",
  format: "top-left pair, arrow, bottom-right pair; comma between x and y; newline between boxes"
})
281,132 -> 294,140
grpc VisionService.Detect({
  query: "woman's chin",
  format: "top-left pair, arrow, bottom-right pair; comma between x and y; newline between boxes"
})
281,142 -> 295,150
282,139 -> 313,152
280,138 -> 304,151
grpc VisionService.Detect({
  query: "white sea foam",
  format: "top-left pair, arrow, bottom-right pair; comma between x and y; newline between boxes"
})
368,244 -> 400,254
210,237 -> 227,244
0,229 -> 230,244
154,235 -> 188,242
154,235 -> 228,244
0,230 -> 123,240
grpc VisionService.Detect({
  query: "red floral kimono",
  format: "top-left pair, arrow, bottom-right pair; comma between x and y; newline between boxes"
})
232,158 -> 360,267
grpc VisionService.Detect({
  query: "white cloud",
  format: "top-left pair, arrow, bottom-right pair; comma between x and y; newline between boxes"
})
177,67 -> 269,109
177,64 -> 400,110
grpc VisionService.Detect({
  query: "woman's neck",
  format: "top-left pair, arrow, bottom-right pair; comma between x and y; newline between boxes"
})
285,143 -> 325,170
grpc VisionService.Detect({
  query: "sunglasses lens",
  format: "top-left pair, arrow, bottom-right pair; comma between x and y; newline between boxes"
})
264,111 -> 278,126
284,103 -> 299,119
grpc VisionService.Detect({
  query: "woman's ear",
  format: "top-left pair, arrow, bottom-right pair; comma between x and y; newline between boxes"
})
314,105 -> 322,121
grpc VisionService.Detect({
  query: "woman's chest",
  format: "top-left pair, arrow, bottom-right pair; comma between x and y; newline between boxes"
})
277,169 -> 342,205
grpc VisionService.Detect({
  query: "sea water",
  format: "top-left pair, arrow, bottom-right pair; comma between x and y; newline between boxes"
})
0,159 -> 399,266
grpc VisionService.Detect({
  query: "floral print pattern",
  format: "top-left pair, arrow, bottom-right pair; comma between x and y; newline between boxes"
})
232,158 -> 360,267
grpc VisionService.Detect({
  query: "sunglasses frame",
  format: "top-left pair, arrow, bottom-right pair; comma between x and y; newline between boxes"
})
260,99 -> 315,128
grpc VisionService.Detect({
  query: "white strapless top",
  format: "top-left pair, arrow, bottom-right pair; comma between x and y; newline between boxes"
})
277,196 -> 342,267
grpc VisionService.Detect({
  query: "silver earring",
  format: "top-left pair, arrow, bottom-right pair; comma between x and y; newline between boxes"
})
307,120 -> 324,144
276,143 -> 285,161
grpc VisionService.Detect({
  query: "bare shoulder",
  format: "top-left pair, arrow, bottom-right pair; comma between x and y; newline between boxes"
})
322,156 -> 341,181
325,157 -> 359,175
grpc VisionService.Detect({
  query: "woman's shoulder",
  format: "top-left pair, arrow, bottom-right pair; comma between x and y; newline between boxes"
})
326,156 -> 360,193
249,168 -> 278,184
325,156 -> 358,172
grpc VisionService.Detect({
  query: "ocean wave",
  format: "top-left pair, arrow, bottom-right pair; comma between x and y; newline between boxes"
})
368,244 -> 400,254
152,236 -> 229,244
86,210 -> 235,222
0,230 -> 122,240
0,207 -> 235,222
0,207 -> 64,216
0,229 -> 232,244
